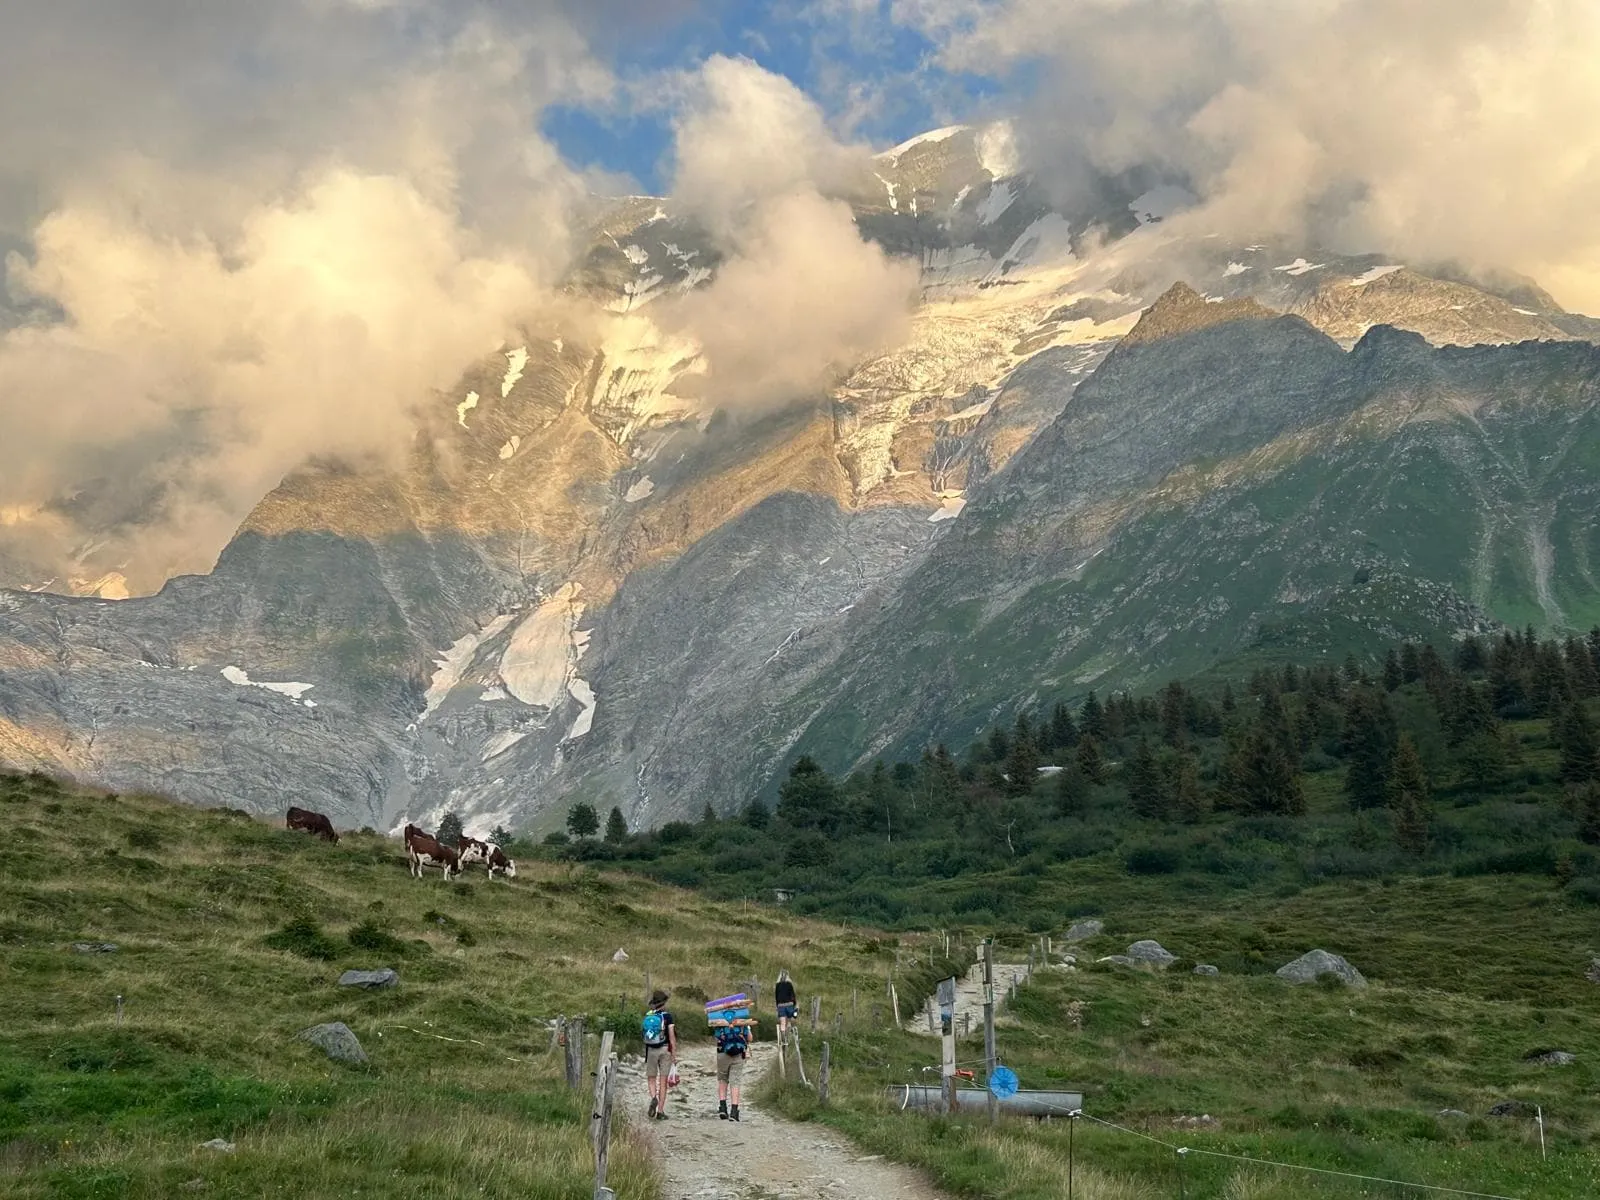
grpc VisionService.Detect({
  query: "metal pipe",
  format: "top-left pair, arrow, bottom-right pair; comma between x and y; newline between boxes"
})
890,1085 -> 1084,1117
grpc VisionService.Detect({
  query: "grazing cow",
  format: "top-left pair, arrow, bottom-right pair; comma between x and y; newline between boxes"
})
286,806 -> 339,843
485,843 -> 517,880
403,823 -> 460,880
457,836 -> 491,872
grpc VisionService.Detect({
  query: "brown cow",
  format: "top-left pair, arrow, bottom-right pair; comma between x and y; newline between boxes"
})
456,835 -> 490,872
404,823 -> 460,880
286,806 -> 339,843
485,843 -> 517,880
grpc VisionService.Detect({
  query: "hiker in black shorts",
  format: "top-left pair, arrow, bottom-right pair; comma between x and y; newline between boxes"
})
775,969 -> 798,1039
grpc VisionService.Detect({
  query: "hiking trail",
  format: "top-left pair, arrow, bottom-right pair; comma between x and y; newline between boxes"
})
616,1041 -> 953,1200
910,958 -> 1037,1036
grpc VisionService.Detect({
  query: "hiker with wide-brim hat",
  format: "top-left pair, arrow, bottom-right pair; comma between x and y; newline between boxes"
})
642,988 -> 676,1120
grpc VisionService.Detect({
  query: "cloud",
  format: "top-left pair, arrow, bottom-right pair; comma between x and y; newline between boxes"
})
660,56 -> 919,407
0,1 -> 631,591
895,0 -> 1600,312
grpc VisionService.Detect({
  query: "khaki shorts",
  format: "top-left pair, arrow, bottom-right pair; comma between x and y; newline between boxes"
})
716,1050 -> 746,1085
646,1046 -> 672,1079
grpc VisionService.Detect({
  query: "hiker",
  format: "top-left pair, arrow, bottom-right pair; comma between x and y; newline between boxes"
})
715,1016 -> 749,1122
774,969 -> 798,1039
642,988 -> 676,1120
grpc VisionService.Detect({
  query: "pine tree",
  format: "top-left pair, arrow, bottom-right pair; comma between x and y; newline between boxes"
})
1446,678 -> 1497,745
1075,735 -> 1106,786
437,811 -> 465,846
1055,763 -> 1091,818
1382,649 -> 1403,692
1454,635 -> 1487,673
1231,725 -> 1305,816
1530,643 -> 1573,716
565,802 -> 599,840
984,724 -> 1010,763
1079,691 -> 1107,740
1578,782 -> 1600,847
1566,637 -> 1600,698
1342,688 -> 1398,811
1004,720 -> 1042,796
778,756 -> 845,832
1172,751 -> 1206,823
1159,681 -> 1188,746
1221,682 -> 1237,714
1456,732 -> 1507,790
1400,642 -> 1422,684
743,798 -> 770,829
604,806 -> 628,843
1557,701 -> 1600,786
1387,735 -> 1431,857
1048,701 -> 1079,751
1127,739 -> 1167,819
489,824 -> 513,846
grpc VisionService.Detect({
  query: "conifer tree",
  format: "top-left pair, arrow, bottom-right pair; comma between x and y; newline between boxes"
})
1400,642 -> 1422,684
778,756 -> 845,833
437,811 -> 465,846
1004,720 -> 1042,796
1454,635 -> 1487,672
565,802 -> 598,840
1048,702 -> 1079,751
1159,681 -> 1188,746
1172,751 -> 1206,823
489,824 -> 514,846
1557,701 -> 1600,785
1127,739 -> 1167,819
1055,763 -> 1091,818
1230,724 -> 1305,816
743,797 -> 770,830
1075,734 -> 1106,785
604,806 -> 628,843
1578,782 -> 1600,847
1387,734 -> 1431,856
1079,691 -> 1107,740
1382,649 -> 1403,692
1343,688 -> 1398,810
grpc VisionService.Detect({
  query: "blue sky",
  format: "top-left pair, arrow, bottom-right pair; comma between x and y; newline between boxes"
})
542,2 -> 998,193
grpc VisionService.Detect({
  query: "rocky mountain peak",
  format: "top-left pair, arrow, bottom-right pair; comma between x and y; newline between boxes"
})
1120,282 -> 1277,348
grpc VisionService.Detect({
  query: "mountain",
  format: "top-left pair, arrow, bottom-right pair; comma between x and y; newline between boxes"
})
3,127 -> 1599,831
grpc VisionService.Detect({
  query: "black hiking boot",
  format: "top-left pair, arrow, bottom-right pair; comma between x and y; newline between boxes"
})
730,1105 -> 740,1122
648,1096 -> 658,1119
718,1100 -> 728,1120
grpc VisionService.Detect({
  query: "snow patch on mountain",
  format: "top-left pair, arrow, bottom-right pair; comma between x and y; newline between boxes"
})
624,476 -> 656,503
1223,262 -> 1250,277
422,614 -> 514,719
501,347 -> 528,397
874,174 -> 900,212
1348,264 -> 1404,286
977,181 -> 1015,225
498,436 -> 520,460
498,584 -> 593,738
928,495 -> 967,522
1276,258 -> 1325,276
879,125 -> 968,160
456,391 -> 479,428
221,666 -> 315,707
623,244 -> 649,265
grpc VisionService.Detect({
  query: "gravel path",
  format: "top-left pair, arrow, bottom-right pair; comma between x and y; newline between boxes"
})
909,959 -> 1033,1038
617,1041 -> 953,1200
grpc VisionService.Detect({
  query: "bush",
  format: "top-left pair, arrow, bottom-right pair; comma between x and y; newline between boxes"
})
347,919 -> 411,957
1125,844 -> 1183,875
126,827 -> 162,851
263,916 -> 339,961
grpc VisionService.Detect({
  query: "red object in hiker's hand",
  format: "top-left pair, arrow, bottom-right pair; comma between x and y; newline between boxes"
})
667,1064 -> 681,1088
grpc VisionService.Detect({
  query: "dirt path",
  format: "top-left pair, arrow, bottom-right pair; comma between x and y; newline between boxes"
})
909,959 -> 1033,1038
616,1041 -> 953,1200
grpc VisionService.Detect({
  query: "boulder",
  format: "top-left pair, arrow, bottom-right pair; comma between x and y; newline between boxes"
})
1193,964 -> 1220,976
1065,919 -> 1104,942
1586,958 -> 1600,985
199,1138 -> 236,1153
1275,950 -> 1366,988
1124,940 -> 1177,968
612,948 -> 629,963
298,1021 -> 367,1064
1488,1100 -> 1533,1119
71,942 -> 118,954
338,968 -> 398,990
1526,1050 -> 1576,1067
1437,1109 -> 1469,1120
1096,955 -> 1138,968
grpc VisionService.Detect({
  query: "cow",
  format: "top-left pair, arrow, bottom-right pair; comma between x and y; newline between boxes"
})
485,843 -> 517,880
286,806 -> 339,843
403,823 -> 460,880
457,835 -> 491,872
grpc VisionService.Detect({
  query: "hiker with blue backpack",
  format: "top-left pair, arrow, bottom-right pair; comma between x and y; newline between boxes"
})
715,1016 -> 749,1121
643,988 -> 677,1120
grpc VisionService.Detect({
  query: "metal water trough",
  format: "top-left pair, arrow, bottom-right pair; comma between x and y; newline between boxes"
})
890,1085 -> 1084,1117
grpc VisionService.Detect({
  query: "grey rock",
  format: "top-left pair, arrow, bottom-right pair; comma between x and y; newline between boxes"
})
1586,957 -> 1600,985
1276,950 -> 1366,988
199,1139 -> 236,1153
1192,964 -> 1220,976
298,1021 -> 367,1065
1526,1050 -> 1576,1067
1437,1109 -> 1469,1120
338,968 -> 398,990
1124,940 -> 1177,968
1096,955 -> 1138,968
71,942 -> 118,954
1064,919 -> 1104,942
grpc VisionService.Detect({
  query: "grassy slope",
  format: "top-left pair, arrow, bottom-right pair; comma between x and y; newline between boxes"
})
0,773 -> 926,1199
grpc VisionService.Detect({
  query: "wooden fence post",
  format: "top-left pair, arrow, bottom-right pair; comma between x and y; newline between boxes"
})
834,1012 -> 843,1036
551,1014 -> 565,1054
590,1031 -> 614,1148
818,1041 -> 831,1106
592,1052 -> 616,1199
566,1016 -> 586,1090
983,939 -> 997,1125
851,988 -> 858,1018
810,995 -> 821,1032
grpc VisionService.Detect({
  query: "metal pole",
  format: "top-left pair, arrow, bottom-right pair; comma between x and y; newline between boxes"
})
983,940 -> 996,1125
1538,1106 -> 1547,1160
115,994 -> 124,1027
1175,1148 -> 1187,1200
1068,1113 -> 1075,1200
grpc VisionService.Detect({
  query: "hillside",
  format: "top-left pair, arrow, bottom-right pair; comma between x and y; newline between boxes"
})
0,773 -> 930,1198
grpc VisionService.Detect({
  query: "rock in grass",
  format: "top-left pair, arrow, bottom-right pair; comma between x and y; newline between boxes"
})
1525,1049 -> 1576,1067
1488,1100 -> 1533,1118
71,942 -> 118,954
298,1021 -> 367,1064
1586,958 -> 1600,985
1065,919 -> 1104,942
199,1138 -> 236,1152
1124,940 -> 1177,968
338,968 -> 398,990
1193,964 -> 1220,976
1438,1109 -> 1469,1120
1276,950 -> 1366,988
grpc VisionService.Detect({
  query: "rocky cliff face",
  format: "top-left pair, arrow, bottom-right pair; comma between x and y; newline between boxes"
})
3,134 -> 1599,831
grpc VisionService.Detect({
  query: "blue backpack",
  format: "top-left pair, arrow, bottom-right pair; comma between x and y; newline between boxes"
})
642,1010 -> 668,1047
716,1025 -> 748,1057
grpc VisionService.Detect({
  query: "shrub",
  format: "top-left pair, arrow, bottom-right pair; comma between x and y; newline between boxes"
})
126,827 -> 162,851
263,916 -> 339,961
1125,844 -> 1182,875
347,919 -> 410,957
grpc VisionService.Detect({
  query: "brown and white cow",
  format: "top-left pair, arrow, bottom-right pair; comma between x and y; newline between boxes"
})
456,836 -> 490,872
286,806 -> 339,843
403,823 -> 460,880
485,843 -> 517,880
